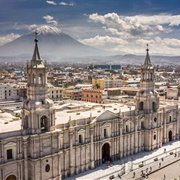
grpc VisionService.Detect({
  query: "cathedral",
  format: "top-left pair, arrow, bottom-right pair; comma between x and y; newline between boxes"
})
0,36 -> 179,180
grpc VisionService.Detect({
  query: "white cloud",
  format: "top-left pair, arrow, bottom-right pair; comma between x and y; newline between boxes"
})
43,15 -> 58,26
80,35 -> 128,50
89,13 -> 176,37
46,0 -> 57,5
82,13 -> 180,55
0,33 -> 20,45
26,24 -> 37,30
59,1 -> 75,6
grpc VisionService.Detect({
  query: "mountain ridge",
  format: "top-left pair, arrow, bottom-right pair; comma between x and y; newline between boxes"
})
0,25 -> 108,58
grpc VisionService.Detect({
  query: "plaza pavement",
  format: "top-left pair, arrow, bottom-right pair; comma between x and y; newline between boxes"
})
65,140 -> 180,180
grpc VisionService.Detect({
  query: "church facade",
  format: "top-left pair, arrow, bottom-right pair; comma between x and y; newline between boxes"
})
0,38 -> 179,180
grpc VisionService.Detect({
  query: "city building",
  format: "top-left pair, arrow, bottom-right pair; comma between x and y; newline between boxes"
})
0,39 -> 179,180
92,77 -> 122,90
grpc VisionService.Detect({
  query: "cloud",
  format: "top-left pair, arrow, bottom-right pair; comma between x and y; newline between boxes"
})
46,0 -> 57,5
80,35 -> 128,49
26,24 -> 37,30
88,13 -> 177,37
59,1 -> 75,6
82,12 -> 180,55
43,15 -> 58,26
0,33 -> 20,45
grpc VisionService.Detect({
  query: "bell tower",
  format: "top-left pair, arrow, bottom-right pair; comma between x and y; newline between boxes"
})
135,45 -> 159,113
21,32 -> 55,135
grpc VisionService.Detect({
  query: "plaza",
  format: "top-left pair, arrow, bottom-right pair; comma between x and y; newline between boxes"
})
66,140 -> 180,180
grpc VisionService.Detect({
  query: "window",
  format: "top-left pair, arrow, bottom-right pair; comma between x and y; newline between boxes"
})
45,164 -> 50,172
79,135 -> 82,143
154,117 -> 157,122
141,122 -> 144,129
152,102 -> 156,112
154,135 -> 156,140
104,129 -> 107,138
24,116 -> 28,129
139,101 -> 144,111
169,116 -> 172,122
126,125 -> 129,133
7,149 -> 13,160
41,116 -> 48,131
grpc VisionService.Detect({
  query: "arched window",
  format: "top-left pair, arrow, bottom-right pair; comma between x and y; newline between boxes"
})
24,116 -> 28,129
139,101 -> 144,111
33,74 -> 36,84
169,116 -> 172,122
39,74 -> 43,84
154,134 -> 156,140
79,134 -> 82,143
150,73 -> 153,80
104,129 -> 107,138
6,175 -> 16,180
40,116 -> 48,131
152,102 -> 156,112
154,117 -> 157,123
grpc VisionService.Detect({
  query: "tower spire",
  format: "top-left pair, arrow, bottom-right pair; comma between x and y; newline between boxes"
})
143,44 -> 152,68
31,31 -> 44,68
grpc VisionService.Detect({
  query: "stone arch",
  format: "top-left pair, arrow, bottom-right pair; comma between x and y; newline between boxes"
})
102,142 -> 111,163
139,101 -> 144,111
6,175 -> 16,180
168,130 -> 173,141
40,115 -> 48,131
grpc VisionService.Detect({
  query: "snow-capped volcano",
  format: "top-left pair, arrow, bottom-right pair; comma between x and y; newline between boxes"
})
35,25 -> 62,35
0,26 -> 106,59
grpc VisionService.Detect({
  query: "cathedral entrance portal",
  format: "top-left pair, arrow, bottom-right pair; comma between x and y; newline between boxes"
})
6,175 -> 16,180
102,143 -> 110,163
168,130 -> 173,141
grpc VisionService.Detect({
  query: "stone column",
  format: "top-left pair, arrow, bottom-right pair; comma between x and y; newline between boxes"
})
176,106 -> 179,139
58,152 -> 62,180
119,121 -> 123,159
138,132 -> 141,152
134,119 -> 138,153
69,132 -> 74,175
123,136 -> 126,157
130,134 -> 133,155
23,137 -> 28,180
90,128 -> 94,169
163,109 -> 167,144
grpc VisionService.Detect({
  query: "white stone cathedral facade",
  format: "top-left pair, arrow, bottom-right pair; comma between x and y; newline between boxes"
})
0,38 -> 179,180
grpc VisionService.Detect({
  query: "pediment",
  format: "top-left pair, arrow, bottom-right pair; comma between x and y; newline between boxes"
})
102,122 -> 111,127
95,110 -> 119,122
78,128 -> 85,134
4,142 -> 16,147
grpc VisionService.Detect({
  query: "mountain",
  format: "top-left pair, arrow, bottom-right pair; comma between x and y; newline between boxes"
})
0,26 -> 107,58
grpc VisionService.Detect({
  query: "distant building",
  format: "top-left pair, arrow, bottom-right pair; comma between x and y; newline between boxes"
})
81,89 -> 103,103
94,64 -> 121,70
0,83 -> 20,101
92,77 -> 122,89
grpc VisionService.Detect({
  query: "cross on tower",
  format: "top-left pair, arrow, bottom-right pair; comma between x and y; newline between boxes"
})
34,31 -> 38,43
146,43 -> 149,52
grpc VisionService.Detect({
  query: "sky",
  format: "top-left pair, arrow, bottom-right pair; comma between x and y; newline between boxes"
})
1,0 -> 180,55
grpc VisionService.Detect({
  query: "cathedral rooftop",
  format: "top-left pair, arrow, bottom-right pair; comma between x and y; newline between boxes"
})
0,99 -> 179,137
